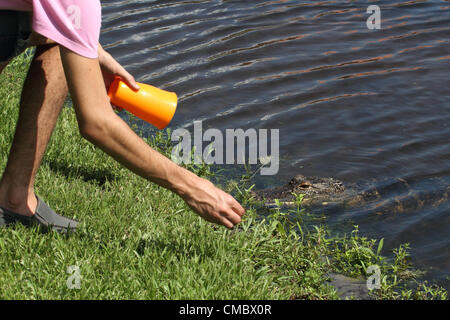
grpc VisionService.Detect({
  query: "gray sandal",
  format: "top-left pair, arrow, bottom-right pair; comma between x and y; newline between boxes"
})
0,196 -> 78,234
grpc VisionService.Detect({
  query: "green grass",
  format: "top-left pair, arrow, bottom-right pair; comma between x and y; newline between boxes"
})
0,50 -> 447,300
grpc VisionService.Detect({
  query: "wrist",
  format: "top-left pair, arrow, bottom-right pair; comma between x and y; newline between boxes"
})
168,166 -> 202,200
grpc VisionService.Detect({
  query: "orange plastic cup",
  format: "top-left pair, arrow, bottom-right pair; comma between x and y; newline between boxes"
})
108,77 -> 178,130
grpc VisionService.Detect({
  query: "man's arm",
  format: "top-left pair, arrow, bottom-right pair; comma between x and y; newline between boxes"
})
59,47 -> 245,228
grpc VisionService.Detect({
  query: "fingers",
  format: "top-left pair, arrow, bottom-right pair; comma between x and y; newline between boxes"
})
98,46 -> 140,91
224,207 -> 242,224
218,203 -> 243,229
117,67 -> 140,91
201,202 -> 243,230
231,198 -> 246,217
219,217 -> 234,230
124,75 -> 140,91
224,194 -> 246,218
184,177 -> 246,230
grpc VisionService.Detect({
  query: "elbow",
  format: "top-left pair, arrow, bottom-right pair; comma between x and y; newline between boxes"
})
78,117 -> 108,144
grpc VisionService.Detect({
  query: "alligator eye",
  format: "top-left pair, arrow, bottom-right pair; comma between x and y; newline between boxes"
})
300,182 -> 311,188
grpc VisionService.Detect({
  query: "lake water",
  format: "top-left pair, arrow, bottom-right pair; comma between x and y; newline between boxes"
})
100,0 -> 450,289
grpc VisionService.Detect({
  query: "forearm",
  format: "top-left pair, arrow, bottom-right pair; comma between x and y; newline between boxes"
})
87,113 -> 244,229
88,111 -> 197,196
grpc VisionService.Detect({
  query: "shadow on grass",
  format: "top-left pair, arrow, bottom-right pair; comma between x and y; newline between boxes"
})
134,238 -> 217,259
72,226 -> 218,260
46,160 -> 119,187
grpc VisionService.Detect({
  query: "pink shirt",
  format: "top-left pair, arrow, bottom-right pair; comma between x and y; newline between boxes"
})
0,0 -> 101,58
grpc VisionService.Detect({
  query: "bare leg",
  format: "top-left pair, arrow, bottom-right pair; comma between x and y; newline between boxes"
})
0,44 -> 68,216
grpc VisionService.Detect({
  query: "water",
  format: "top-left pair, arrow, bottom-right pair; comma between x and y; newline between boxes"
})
100,0 -> 450,288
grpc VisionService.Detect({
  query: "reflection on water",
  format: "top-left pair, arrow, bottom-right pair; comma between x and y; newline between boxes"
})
100,0 -> 450,288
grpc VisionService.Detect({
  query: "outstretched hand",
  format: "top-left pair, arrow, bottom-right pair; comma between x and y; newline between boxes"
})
180,176 -> 246,229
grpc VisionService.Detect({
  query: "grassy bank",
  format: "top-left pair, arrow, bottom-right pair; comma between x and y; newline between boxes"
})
0,51 -> 447,300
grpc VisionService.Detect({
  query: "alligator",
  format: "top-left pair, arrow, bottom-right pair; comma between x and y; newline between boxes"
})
252,174 -> 449,215
252,174 -> 449,299
252,174 -> 346,207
